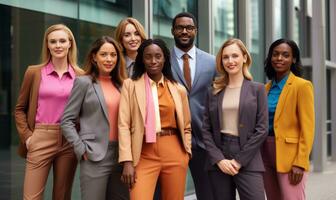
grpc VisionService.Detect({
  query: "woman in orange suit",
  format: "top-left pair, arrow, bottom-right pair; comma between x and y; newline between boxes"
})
118,38 -> 191,200
262,38 -> 315,200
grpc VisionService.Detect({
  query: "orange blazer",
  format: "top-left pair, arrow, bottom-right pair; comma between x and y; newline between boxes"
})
118,76 -> 192,166
14,64 -> 83,158
265,72 -> 315,172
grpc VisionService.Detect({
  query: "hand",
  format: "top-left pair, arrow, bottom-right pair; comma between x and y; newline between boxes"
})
289,166 -> 304,185
217,159 -> 239,176
121,161 -> 136,189
25,137 -> 32,149
82,152 -> 88,161
231,159 -> 242,171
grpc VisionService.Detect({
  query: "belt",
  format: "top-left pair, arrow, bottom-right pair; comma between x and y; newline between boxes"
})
157,128 -> 178,136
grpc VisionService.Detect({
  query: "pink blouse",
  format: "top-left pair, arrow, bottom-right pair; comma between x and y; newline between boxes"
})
35,62 -> 76,124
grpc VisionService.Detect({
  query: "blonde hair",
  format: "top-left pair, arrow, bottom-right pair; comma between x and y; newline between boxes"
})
114,18 -> 147,53
40,24 -> 81,71
213,38 -> 253,94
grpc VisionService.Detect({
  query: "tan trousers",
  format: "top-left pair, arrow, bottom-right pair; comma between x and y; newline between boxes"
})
23,124 -> 77,200
130,134 -> 189,200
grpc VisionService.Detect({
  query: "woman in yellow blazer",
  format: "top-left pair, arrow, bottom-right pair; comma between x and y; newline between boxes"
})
118,38 -> 191,200
262,38 -> 315,200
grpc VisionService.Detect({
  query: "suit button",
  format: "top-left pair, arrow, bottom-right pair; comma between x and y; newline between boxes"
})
239,124 -> 244,128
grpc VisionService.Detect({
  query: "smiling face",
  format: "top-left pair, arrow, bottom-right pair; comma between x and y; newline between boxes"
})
172,17 -> 197,52
94,42 -> 118,76
271,43 -> 295,79
143,44 -> 165,82
122,23 -> 142,55
221,43 -> 247,77
47,30 -> 71,60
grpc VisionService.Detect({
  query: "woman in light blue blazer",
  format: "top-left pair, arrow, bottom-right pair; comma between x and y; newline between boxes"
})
61,36 -> 129,200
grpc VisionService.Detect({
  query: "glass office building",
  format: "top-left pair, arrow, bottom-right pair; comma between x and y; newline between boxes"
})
0,0 -> 335,199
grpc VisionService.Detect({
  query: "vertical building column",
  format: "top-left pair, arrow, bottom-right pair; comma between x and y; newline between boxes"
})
311,0 -> 327,172
237,0 -> 251,49
286,0 -> 295,40
265,0 -> 275,49
198,0 -> 213,53
330,0 -> 336,161
132,0 -> 152,37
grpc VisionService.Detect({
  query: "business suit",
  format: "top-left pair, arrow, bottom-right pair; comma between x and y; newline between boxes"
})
202,79 -> 268,200
262,72 -> 314,200
171,47 -> 216,199
15,64 -> 83,200
61,75 -> 129,200
118,76 -> 191,200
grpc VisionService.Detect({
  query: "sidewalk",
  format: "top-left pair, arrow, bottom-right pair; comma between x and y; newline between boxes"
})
307,161 -> 336,200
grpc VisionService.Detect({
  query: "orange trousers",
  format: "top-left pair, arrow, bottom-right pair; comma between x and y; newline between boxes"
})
23,124 -> 77,200
130,134 -> 189,200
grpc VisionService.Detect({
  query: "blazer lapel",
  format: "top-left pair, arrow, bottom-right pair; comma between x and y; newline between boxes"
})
171,49 -> 189,91
238,79 -> 248,120
217,89 -> 225,130
192,49 -> 203,89
134,76 -> 146,124
167,82 -> 183,130
238,79 -> 249,145
274,73 -> 295,122
93,82 -> 109,121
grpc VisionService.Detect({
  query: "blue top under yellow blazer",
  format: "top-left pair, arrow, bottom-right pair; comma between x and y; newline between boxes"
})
265,72 -> 315,172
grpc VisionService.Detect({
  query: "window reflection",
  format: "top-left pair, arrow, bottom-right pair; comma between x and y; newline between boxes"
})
250,0 -> 265,82
274,0 -> 286,39
213,0 -> 237,53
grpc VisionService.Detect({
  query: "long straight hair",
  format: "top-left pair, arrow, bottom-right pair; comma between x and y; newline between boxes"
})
40,24 -> 81,71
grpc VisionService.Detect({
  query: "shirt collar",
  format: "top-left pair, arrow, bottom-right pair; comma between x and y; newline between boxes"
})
125,56 -> 135,69
271,74 -> 289,90
148,74 -> 165,87
45,62 -> 75,79
174,45 -> 196,60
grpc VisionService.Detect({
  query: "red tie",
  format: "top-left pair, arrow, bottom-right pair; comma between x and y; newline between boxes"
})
182,54 -> 191,90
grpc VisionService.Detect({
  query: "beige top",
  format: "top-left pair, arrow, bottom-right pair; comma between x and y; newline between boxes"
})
221,86 -> 241,136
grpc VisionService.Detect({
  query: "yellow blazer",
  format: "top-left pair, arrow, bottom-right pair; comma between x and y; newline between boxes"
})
118,76 -> 192,166
265,72 -> 315,172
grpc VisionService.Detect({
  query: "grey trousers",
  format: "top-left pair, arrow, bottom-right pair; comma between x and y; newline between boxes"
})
208,134 -> 265,200
80,142 -> 129,200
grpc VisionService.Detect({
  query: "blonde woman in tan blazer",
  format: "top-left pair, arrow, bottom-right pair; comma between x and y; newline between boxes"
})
118,39 -> 191,200
15,24 -> 83,200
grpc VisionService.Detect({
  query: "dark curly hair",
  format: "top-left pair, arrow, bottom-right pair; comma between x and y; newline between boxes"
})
132,38 -> 176,83
264,38 -> 302,80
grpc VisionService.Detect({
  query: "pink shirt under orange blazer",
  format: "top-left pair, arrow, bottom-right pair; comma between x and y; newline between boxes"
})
36,62 -> 75,124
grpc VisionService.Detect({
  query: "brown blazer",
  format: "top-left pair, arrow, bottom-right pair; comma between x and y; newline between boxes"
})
118,76 -> 192,166
14,64 -> 83,158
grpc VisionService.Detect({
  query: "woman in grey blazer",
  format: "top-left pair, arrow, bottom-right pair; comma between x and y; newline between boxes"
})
202,38 -> 268,200
61,36 -> 129,200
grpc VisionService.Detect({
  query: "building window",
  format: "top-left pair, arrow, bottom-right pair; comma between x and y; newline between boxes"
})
250,0 -> 265,82
213,0 -> 237,53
